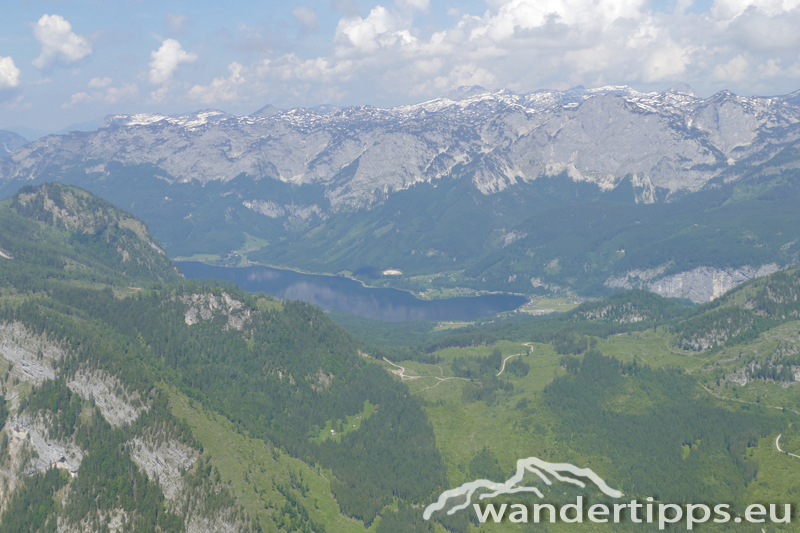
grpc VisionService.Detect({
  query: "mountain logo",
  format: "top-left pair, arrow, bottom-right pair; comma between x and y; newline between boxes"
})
423,457 -> 623,520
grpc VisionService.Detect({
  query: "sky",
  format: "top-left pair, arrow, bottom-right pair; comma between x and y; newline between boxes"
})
2,0 -> 800,134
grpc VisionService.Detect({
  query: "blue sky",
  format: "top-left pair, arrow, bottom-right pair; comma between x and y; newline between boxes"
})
2,0 -> 800,134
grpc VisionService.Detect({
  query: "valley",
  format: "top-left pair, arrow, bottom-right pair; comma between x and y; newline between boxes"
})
1,87 -> 800,531
3,85 -> 800,302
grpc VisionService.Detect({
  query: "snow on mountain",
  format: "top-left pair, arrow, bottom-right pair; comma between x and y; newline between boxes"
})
3,85 -> 800,210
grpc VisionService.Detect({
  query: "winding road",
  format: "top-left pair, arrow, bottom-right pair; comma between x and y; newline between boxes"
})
495,343 -> 534,376
382,358 -> 421,380
382,358 -> 469,394
775,434 -> 800,459
384,341 -> 537,394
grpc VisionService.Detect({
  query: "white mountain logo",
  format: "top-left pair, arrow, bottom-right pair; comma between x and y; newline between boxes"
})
423,457 -> 623,520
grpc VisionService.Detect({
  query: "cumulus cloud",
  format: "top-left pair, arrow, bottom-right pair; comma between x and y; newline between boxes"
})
335,6 -> 418,54
712,0 -> 800,19
189,62 -> 246,103
32,14 -> 92,69
88,77 -> 113,88
157,0 -> 800,110
0,56 -> 21,89
268,54 -> 354,82
63,82 -> 138,108
396,0 -> 430,10
148,39 -> 197,84
291,7 -> 320,32
713,54 -> 750,81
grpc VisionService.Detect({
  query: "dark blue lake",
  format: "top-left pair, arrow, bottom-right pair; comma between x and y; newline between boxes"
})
177,262 -> 526,322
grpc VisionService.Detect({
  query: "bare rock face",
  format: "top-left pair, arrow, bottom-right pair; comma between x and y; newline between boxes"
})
67,370 -> 145,427
3,86 -> 800,212
185,515 -> 240,533
57,509 -> 129,533
0,130 -> 27,159
5,414 -> 83,476
181,292 -> 252,330
128,437 -> 197,500
0,321 -> 61,387
606,264 -> 781,303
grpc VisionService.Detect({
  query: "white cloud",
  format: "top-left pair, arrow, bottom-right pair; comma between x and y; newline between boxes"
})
6,95 -> 31,109
335,6 -> 417,54
641,40 -> 693,82
88,77 -> 113,89
148,39 -> 197,84
189,62 -> 246,103
165,13 -> 189,33
411,63 -> 495,94
291,7 -> 320,32
32,14 -> 92,69
712,0 -> 800,19
713,54 -> 750,81
758,58 -> 782,77
62,83 -> 137,108
0,56 -> 21,89
45,0 -> 800,114
268,54 -> 354,82
396,0 -> 430,10
149,86 -> 170,103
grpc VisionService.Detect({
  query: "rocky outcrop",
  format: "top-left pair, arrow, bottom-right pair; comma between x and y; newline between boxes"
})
0,321 -> 61,386
67,370 -> 144,427
128,437 -> 197,500
5,414 -> 83,476
181,292 -> 252,330
0,130 -> 27,159
606,264 -> 781,303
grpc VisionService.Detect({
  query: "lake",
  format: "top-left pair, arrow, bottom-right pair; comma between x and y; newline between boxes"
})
177,262 -> 526,322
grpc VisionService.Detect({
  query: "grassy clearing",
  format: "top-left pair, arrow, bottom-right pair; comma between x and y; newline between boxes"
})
172,253 -> 222,262
309,400 -> 377,444
519,297 -> 582,315
746,433 -> 800,529
597,328 -> 710,370
241,232 -> 271,252
165,385 -> 372,533
378,340 -> 569,492
434,321 -> 472,331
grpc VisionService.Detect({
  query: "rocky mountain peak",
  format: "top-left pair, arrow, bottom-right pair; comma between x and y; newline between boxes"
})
668,82 -> 699,97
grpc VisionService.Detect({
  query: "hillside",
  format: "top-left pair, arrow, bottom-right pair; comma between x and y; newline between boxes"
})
0,184 -> 449,532
337,268 -> 800,531
1,87 -> 799,301
0,183 -> 182,291
0,131 -> 26,159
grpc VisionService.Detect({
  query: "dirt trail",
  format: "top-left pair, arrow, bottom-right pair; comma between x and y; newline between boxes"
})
775,434 -> 800,459
384,342 -> 536,394
382,358 -> 422,380
382,358 -> 469,394
496,343 -> 534,376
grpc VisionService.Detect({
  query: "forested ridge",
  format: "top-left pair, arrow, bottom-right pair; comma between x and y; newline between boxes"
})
0,183 -> 181,292
0,184 -> 449,531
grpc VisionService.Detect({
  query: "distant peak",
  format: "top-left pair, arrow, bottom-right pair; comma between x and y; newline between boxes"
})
441,85 -> 489,101
251,104 -> 282,117
309,104 -> 341,114
668,83 -> 699,97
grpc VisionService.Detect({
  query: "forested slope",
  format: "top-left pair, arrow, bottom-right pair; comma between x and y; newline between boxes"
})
0,184 -> 449,532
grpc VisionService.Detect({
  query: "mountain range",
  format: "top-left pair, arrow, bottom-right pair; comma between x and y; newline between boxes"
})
2,84 -> 800,301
